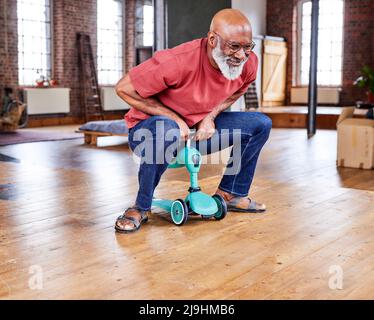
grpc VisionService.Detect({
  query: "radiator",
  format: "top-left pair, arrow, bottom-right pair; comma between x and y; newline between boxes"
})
24,88 -> 70,114
101,87 -> 130,111
291,87 -> 341,104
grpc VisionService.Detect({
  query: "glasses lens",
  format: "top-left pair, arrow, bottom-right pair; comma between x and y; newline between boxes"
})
243,42 -> 256,52
229,44 -> 241,52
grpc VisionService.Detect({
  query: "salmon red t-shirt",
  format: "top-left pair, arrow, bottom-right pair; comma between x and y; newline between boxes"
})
125,37 -> 258,129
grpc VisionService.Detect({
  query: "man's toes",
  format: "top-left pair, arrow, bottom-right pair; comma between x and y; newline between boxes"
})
123,222 -> 135,231
117,220 -> 135,230
250,200 -> 266,211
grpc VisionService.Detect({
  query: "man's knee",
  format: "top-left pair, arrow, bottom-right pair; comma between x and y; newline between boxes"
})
238,112 -> 272,137
258,114 -> 272,134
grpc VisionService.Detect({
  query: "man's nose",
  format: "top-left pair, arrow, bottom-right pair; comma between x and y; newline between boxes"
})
233,48 -> 246,61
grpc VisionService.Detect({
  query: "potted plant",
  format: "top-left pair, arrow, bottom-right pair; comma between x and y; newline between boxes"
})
354,65 -> 374,104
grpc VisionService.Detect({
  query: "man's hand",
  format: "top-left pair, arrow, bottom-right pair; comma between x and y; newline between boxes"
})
175,118 -> 190,141
194,115 -> 216,141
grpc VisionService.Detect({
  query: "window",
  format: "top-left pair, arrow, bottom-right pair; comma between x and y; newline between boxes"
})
298,0 -> 344,86
97,0 -> 123,85
135,0 -> 154,47
17,0 -> 52,86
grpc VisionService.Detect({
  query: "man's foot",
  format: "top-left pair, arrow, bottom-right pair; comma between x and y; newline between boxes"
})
115,207 -> 150,233
215,189 -> 266,213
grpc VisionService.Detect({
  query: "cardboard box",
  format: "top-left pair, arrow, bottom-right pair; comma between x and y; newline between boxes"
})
336,107 -> 374,169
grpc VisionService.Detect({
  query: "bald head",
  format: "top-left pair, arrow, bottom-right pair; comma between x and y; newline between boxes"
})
210,9 -> 252,39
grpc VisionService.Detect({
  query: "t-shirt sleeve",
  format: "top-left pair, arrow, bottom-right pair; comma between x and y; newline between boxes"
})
128,50 -> 181,99
234,53 -> 259,96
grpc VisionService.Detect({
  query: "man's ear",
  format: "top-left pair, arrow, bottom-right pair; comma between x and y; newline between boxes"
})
207,31 -> 216,48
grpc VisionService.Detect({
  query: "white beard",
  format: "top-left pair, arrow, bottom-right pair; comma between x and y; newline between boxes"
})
211,39 -> 248,81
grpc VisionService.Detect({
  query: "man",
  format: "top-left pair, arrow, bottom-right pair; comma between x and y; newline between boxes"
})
115,9 -> 272,233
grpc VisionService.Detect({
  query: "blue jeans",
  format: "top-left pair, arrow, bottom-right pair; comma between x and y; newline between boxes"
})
128,111 -> 272,211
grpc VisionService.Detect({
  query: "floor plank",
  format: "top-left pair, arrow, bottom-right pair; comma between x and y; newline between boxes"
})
0,127 -> 373,299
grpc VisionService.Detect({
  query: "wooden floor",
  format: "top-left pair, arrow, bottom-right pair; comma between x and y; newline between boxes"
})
0,126 -> 373,299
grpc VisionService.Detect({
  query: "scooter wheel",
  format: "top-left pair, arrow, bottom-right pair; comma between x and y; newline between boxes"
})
212,194 -> 227,220
171,199 -> 188,226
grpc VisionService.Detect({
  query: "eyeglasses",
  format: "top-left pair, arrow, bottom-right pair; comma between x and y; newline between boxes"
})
212,31 -> 256,54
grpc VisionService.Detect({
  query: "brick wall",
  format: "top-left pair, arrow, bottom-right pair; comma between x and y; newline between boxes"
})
53,0 -> 98,117
0,0 -> 18,102
0,0 -> 136,119
341,0 -> 374,105
125,0 -> 136,72
267,0 -> 374,106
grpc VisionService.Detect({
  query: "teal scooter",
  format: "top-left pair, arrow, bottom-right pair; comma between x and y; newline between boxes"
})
152,131 -> 227,225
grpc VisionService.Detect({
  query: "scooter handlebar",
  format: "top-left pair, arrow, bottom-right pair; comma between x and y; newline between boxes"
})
185,129 -> 196,147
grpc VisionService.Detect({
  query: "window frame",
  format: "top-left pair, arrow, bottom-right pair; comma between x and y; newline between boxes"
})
295,0 -> 345,88
96,0 -> 125,86
17,0 -> 53,87
135,0 -> 154,49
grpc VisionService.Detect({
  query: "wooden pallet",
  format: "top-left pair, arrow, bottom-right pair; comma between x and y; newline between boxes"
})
76,130 -> 128,146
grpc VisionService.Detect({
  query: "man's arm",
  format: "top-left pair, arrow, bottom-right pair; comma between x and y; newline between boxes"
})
115,74 -> 190,140
194,91 -> 244,141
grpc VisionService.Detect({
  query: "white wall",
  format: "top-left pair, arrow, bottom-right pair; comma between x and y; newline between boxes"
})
232,0 -> 267,36
231,0 -> 267,109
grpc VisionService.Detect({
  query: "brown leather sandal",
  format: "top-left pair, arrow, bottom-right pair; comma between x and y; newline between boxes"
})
115,207 -> 149,233
226,197 -> 266,213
